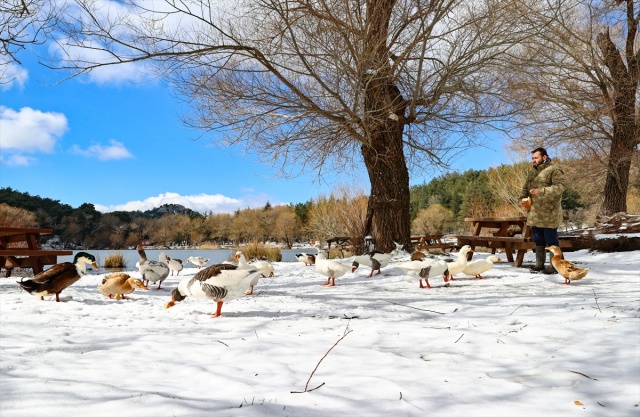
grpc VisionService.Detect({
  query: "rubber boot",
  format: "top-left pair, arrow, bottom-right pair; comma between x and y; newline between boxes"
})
530,246 -> 545,273
543,251 -> 558,274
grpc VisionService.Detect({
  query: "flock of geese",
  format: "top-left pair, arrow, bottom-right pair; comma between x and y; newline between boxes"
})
15,242 -> 588,317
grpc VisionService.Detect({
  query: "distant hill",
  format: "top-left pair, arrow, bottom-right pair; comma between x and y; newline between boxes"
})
0,187 -> 202,223
143,203 -> 202,218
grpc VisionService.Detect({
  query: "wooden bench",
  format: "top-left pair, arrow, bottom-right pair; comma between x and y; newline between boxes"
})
455,234 -> 573,267
410,234 -> 456,251
0,227 -> 72,277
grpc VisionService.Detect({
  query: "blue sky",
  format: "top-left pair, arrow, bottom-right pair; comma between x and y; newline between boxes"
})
1,47 -> 508,214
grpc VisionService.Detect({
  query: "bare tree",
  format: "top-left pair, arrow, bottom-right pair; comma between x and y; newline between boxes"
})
203,212 -> 233,243
0,0 -> 57,84
485,162 -> 530,215
272,205 -> 301,248
305,195 -> 344,242
49,0 -> 528,250
505,0 -> 639,215
411,203 -> 453,234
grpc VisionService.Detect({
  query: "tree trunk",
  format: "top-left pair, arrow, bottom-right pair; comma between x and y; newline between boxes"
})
362,127 -> 412,253
600,123 -> 635,215
360,0 -> 412,252
596,19 -> 639,215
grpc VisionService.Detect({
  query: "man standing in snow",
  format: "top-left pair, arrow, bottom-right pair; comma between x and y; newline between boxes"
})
519,147 -> 566,274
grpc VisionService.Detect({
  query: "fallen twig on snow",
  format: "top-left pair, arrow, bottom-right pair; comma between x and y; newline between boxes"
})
569,370 -> 598,380
509,304 -> 523,315
454,333 -> 464,343
291,323 -> 353,393
385,301 -> 445,315
593,289 -> 602,313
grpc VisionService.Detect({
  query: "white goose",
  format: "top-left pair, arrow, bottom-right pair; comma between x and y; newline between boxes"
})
446,245 -> 473,280
234,251 -> 262,295
396,258 -> 450,289
159,252 -> 184,276
234,252 -> 275,278
186,256 -> 209,269
254,258 -> 274,278
352,242 -> 403,278
137,245 -> 170,289
462,255 -> 502,279
165,263 -> 261,318
314,247 -> 351,286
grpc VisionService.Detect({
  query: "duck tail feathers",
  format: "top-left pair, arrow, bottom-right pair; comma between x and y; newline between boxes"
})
17,278 -> 40,294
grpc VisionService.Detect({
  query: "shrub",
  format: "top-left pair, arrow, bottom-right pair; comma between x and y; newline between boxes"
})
103,252 -> 126,268
232,243 -> 282,262
199,241 -> 221,249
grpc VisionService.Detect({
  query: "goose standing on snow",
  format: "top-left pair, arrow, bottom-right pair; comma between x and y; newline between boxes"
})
396,258 -> 450,289
137,245 -> 170,289
446,245 -> 473,280
234,251 -> 261,295
165,263 -> 261,318
17,252 -> 99,302
296,252 -> 316,266
546,245 -> 589,285
253,257 -> 275,278
98,272 -> 148,299
186,256 -> 209,269
159,252 -> 184,276
235,251 -> 274,277
352,242 -> 403,278
314,246 -> 351,286
462,255 -> 502,279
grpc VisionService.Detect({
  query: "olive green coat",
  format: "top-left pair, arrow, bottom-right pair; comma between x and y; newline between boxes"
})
520,160 -> 566,228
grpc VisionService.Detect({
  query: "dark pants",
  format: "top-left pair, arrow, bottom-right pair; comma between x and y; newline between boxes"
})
531,227 -> 559,247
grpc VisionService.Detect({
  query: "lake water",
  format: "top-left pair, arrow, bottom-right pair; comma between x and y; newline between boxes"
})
58,248 -> 307,270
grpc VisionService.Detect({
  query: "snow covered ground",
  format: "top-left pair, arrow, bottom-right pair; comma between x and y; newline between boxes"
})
1,248 -> 638,416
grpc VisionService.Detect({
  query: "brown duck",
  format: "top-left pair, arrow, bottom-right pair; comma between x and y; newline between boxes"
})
17,252 -> 98,302
98,272 -> 148,300
546,245 -> 589,285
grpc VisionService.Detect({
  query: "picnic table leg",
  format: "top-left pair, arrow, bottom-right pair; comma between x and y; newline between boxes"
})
31,256 -> 44,275
515,250 -> 526,268
504,243 -> 515,263
1,256 -> 11,277
467,244 -> 476,261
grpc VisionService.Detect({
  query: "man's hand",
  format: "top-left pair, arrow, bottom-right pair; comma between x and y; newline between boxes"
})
529,188 -> 540,196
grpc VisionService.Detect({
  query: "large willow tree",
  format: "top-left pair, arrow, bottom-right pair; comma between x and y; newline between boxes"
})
505,0 -> 639,215
49,0 -> 525,250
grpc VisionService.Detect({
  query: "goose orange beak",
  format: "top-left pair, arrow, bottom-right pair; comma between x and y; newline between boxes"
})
164,300 -> 176,309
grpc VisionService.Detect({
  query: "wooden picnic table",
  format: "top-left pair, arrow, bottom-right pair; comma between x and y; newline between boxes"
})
410,234 -> 456,251
0,227 -> 72,277
455,216 -> 576,267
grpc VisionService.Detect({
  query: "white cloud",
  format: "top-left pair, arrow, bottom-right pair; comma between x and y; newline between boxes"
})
0,154 -> 36,167
48,38 -> 153,86
95,191 -> 275,214
70,139 -> 134,160
87,61 -> 151,85
0,106 -> 68,153
0,63 -> 29,91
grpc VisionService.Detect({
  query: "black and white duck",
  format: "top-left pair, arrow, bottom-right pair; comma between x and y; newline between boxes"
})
17,252 -> 98,302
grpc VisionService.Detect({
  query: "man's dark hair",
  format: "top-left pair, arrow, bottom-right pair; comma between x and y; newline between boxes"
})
532,147 -> 548,156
